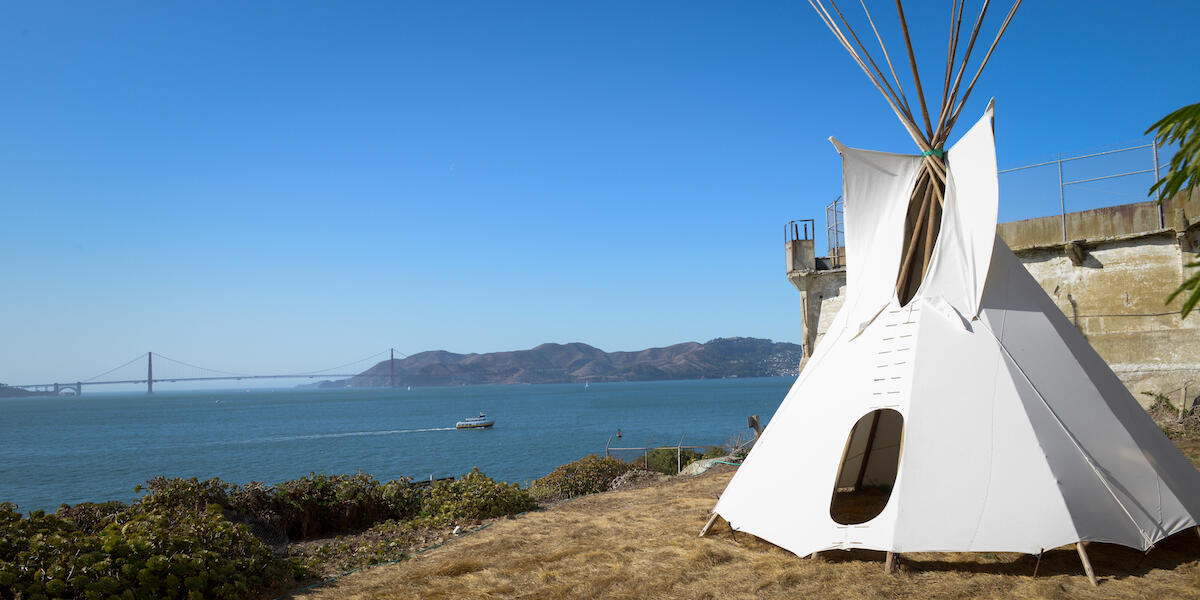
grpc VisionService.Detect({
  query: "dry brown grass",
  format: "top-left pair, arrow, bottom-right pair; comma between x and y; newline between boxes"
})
288,456 -> 1200,600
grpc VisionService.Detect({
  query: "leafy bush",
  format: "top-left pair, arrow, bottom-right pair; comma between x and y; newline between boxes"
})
380,478 -> 425,521
701,446 -> 727,459
418,469 -> 537,526
290,519 -> 432,575
634,448 -> 704,475
270,472 -> 427,539
228,481 -> 276,521
1,467 -> 531,598
138,476 -> 232,513
54,500 -> 128,534
0,501 -> 307,600
528,455 -> 632,501
135,473 -> 428,541
272,472 -> 389,539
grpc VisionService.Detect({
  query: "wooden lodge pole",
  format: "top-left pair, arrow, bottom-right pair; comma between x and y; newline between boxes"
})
1075,542 -> 1098,586
853,410 -> 882,491
699,512 -> 719,537
895,174 -> 933,300
922,183 -> 940,273
885,551 -> 899,574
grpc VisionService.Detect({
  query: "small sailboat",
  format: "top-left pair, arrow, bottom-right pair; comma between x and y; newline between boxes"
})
455,413 -> 495,429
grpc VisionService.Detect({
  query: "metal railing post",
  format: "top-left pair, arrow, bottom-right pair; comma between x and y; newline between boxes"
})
1153,141 -> 1163,229
1057,153 -> 1067,242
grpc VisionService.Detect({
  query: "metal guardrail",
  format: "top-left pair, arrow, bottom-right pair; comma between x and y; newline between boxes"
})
997,142 -> 1164,241
785,219 -> 815,243
826,196 -> 844,268
604,439 -> 753,474
792,139 -> 1168,266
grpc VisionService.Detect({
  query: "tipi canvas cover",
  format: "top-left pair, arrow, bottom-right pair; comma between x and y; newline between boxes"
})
713,106 -> 1200,557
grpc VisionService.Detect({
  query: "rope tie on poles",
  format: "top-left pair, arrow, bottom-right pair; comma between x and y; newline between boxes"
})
921,148 -> 946,158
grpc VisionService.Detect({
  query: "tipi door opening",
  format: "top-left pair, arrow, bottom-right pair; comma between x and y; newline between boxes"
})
830,408 -> 904,525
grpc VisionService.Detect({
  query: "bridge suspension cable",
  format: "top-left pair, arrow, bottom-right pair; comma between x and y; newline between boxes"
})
23,347 -> 417,393
300,349 -> 401,374
82,353 -> 149,382
153,352 -> 253,377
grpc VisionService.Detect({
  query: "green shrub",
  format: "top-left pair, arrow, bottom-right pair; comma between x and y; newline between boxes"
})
291,519 -> 428,574
528,455 -> 632,501
271,472 -> 417,539
380,477 -> 425,521
0,501 -> 307,600
136,473 -> 428,541
138,476 -> 233,513
634,447 -> 704,475
701,446 -> 727,459
228,481 -> 275,519
2,467 -> 535,599
418,469 -> 537,526
55,500 -> 128,534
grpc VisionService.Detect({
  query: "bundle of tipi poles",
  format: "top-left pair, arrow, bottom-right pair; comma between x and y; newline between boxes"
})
808,0 -> 1022,303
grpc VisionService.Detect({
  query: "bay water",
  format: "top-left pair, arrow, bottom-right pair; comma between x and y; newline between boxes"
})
0,377 -> 791,512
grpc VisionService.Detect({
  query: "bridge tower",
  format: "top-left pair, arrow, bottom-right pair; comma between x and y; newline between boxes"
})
147,352 -> 154,395
390,348 -> 395,388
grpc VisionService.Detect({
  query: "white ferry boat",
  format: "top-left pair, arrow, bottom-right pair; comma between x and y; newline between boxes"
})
455,413 -> 494,429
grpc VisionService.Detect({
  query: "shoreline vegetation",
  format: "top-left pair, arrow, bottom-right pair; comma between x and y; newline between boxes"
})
4,414 -> 1196,598
0,445 -> 737,599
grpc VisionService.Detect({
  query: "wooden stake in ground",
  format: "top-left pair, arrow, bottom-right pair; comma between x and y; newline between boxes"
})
1076,542 -> 1099,586
699,512 -> 719,537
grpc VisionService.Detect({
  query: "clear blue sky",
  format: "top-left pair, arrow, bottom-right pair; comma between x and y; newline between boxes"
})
2,1 -> 1197,387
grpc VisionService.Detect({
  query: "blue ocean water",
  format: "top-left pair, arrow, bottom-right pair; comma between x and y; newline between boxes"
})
0,377 -> 791,512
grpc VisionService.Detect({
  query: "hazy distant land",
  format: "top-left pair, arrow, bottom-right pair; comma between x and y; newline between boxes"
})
0,386 -> 37,398
309,337 -> 802,388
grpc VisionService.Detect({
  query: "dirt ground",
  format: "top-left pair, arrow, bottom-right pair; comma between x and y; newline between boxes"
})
287,452 -> 1200,600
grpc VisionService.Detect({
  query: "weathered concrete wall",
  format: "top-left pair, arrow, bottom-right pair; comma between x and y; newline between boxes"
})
998,190 -> 1199,249
788,190 -> 1200,408
792,269 -> 846,357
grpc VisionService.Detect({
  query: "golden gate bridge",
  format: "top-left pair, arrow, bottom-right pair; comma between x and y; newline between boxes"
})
6,348 -> 407,396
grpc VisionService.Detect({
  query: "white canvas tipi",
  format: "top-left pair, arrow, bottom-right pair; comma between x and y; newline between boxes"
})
713,105 -> 1200,563
711,0 -> 1200,580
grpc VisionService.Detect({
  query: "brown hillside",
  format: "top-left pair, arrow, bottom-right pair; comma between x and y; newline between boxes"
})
321,337 -> 803,387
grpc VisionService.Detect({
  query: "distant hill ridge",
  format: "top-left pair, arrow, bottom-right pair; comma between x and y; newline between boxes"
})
316,337 -> 802,388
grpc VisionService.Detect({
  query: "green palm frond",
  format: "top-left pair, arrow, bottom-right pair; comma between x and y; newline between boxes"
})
1147,102 -> 1200,202
1148,102 -> 1200,319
